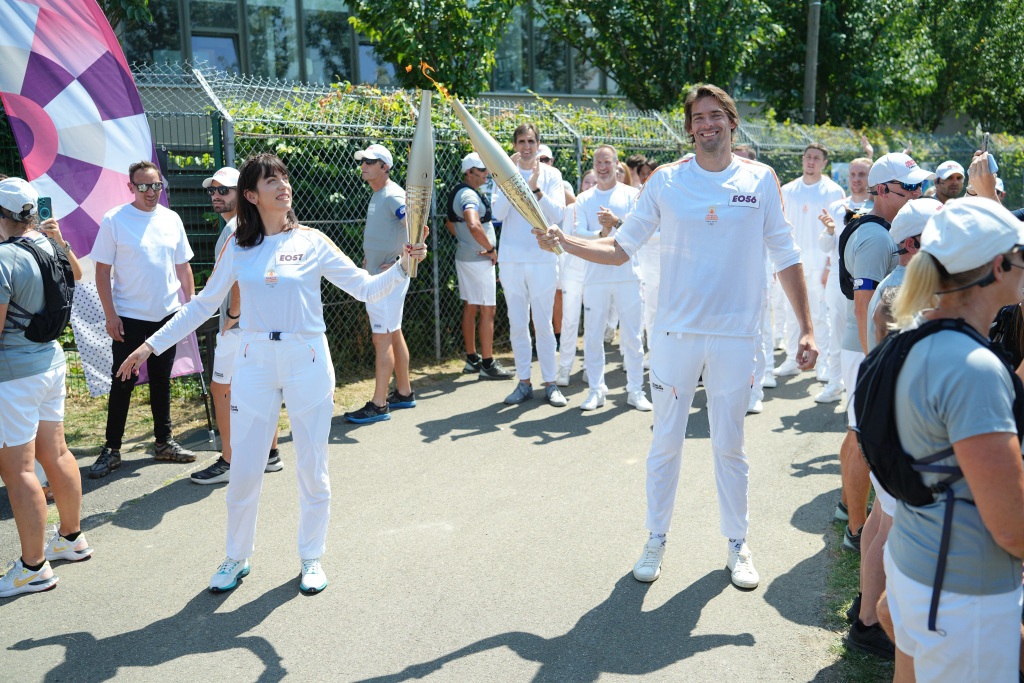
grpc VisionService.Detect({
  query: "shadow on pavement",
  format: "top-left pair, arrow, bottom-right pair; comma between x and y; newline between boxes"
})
790,452 -> 842,479
9,580 -> 297,682
354,571 -> 754,682
108,475 -> 220,532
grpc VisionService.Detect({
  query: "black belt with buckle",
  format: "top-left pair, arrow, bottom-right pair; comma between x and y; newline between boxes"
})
269,331 -> 282,341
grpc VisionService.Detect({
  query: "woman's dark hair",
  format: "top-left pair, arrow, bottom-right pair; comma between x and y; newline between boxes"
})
235,153 -> 298,248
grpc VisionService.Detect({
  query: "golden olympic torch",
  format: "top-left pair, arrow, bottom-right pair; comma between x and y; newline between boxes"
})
449,97 -> 563,255
405,91 -> 434,278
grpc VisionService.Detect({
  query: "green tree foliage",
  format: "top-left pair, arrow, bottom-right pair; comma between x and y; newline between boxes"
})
534,0 -> 781,110
96,0 -> 152,29
748,0 -> 1024,132
348,0 -> 518,97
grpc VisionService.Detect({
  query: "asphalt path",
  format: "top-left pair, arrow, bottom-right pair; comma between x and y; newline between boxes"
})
1,348 -> 851,682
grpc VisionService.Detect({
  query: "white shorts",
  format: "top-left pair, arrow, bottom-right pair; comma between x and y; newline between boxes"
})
841,349 -> 865,428
868,472 -> 897,516
884,546 -> 1022,682
365,275 -> 410,334
456,259 -> 497,306
0,365 -> 67,447
212,328 -> 242,384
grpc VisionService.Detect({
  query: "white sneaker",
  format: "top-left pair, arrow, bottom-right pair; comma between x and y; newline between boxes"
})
44,526 -> 93,562
727,543 -> 760,589
747,395 -> 763,414
762,373 -> 777,389
209,557 -> 250,593
555,367 -> 571,387
0,559 -> 58,597
633,536 -> 666,582
604,327 -> 616,344
300,557 -> 328,594
627,390 -> 652,411
580,389 -> 606,411
815,384 -> 844,403
772,359 -> 800,377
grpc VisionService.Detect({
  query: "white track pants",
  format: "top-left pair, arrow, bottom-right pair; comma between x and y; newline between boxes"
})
583,281 -> 644,393
501,261 -> 558,383
638,242 -> 661,349
559,278 -> 584,373
824,275 -> 846,388
753,287 -> 772,400
226,332 -> 335,561
784,270 -> 829,372
770,274 -> 786,343
646,332 -> 756,538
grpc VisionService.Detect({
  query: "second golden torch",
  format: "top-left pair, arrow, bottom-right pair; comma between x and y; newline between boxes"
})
405,91 -> 434,278
449,97 -> 563,255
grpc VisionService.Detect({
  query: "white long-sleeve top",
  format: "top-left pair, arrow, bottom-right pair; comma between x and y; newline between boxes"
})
818,196 -> 871,282
147,227 -> 407,355
615,155 -> 801,337
781,176 -> 845,273
491,163 -> 566,264
574,183 -> 641,283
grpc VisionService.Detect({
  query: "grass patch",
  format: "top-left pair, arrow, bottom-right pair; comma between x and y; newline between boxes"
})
822,519 -> 895,682
63,357 -> 472,455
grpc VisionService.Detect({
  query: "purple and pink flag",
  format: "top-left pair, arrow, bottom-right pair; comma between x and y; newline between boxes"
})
0,0 -> 203,396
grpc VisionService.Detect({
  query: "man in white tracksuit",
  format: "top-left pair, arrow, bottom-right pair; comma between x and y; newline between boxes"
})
534,84 -> 817,590
491,123 -> 568,407
573,145 -> 651,412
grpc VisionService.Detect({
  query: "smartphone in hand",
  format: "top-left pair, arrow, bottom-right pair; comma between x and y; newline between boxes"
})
982,133 -> 999,174
37,196 -> 52,221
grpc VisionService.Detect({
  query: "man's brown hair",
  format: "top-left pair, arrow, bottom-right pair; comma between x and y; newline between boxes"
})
683,84 -> 739,145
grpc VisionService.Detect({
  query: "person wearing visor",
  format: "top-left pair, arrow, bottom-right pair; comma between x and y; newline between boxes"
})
836,153 -> 932,556
885,198 -> 1024,682
0,178 -> 92,597
88,160 -> 197,479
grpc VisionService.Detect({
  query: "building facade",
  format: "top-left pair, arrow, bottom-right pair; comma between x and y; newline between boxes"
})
122,0 -> 619,98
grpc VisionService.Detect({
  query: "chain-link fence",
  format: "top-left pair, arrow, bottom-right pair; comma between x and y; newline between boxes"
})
3,62 -> 1024,389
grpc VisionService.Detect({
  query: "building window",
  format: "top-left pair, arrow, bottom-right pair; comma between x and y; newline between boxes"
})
492,6 -> 528,92
248,0 -> 301,80
302,0 -> 354,84
357,44 -> 395,86
120,0 -> 183,65
191,35 -> 241,73
531,15 -> 568,94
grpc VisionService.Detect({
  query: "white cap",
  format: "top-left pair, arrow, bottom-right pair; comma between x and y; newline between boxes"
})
868,153 -> 935,187
996,177 -> 1005,194
0,177 -> 38,219
538,144 -> 554,160
889,198 -> 942,245
354,144 -> 394,169
934,160 -> 965,180
920,197 -> 1024,274
461,152 -> 486,174
202,167 -> 239,188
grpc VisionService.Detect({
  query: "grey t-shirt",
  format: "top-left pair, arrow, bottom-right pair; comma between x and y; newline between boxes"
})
866,264 -> 905,352
842,219 -> 897,352
0,233 -> 66,382
452,186 -> 496,263
363,180 -> 407,275
888,327 -> 1022,595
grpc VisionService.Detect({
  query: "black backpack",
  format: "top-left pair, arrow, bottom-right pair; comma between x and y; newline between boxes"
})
4,236 -> 75,343
838,213 -> 890,300
854,317 -> 1024,631
446,182 -> 492,225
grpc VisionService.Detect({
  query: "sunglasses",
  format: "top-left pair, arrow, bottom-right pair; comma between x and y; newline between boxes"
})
887,180 -> 924,192
132,182 -> 164,192
539,157 -> 553,164
360,158 -> 382,166
206,186 -> 233,196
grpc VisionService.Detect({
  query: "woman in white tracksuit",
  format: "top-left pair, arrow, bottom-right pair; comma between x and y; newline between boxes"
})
116,154 -> 427,595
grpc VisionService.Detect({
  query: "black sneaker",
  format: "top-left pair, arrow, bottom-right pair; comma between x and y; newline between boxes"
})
154,438 -> 198,463
846,592 -> 862,624
88,447 -> 121,479
463,356 -> 482,373
344,401 -> 391,424
191,457 -> 230,485
843,525 -> 862,553
265,449 -> 283,473
479,360 -> 514,380
386,389 -> 416,409
846,620 -> 895,660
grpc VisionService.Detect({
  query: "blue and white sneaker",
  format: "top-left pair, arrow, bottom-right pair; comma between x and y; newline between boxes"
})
209,557 -> 250,593
299,558 -> 328,594
344,401 -> 390,424
0,559 -> 58,597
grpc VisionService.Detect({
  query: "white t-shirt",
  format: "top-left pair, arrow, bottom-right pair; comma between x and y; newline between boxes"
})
491,164 -> 566,264
147,227 -> 406,355
615,155 -> 801,337
781,176 -> 845,273
90,203 -> 194,321
574,183 -> 641,284
560,203 -> 585,284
